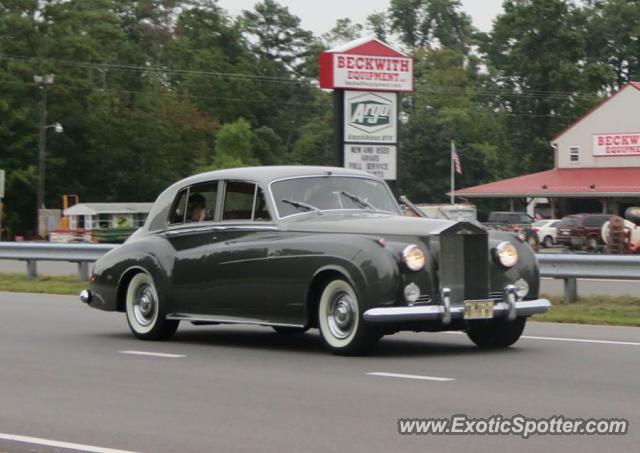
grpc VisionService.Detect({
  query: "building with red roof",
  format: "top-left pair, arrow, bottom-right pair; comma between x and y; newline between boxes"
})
455,82 -> 640,217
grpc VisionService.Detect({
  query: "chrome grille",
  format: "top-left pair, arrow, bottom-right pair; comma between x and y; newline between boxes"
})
438,223 -> 489,305
489,291 -> 503,302
414,294 -> 432,304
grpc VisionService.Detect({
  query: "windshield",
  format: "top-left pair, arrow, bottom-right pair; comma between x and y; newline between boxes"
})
271,176 -> 400,218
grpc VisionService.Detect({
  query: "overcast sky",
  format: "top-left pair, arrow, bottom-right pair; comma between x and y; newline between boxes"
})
216,0 -> 504,35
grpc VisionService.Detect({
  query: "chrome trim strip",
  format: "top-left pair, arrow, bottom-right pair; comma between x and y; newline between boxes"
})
493,299 -> 551,317
166,313 -> 305,328
165,224 -> 278,236
363,299 -> 551,323
440,287 -> 452,324
504,284 -> 517,321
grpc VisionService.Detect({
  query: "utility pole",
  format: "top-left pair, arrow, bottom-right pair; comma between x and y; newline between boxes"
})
34,74 -> 54,239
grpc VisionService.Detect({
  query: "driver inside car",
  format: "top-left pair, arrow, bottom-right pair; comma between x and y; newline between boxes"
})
187,193 -> 207,222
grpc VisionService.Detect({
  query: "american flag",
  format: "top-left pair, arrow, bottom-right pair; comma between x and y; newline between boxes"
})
452,148 -> 462,174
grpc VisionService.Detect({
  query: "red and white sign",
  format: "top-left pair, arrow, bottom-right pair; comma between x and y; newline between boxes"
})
319,38 -> 413,92
593,133 -> 640,157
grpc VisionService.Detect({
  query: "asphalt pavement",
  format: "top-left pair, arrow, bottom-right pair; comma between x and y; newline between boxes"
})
0,292 -> 638,453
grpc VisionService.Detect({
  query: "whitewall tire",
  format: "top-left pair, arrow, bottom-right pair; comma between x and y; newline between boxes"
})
125,272 -> 178,340
318,279 -> 378,355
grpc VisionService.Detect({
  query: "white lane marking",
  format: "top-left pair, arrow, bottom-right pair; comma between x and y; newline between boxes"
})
0,433 -> 139,453
520,335 -> 640,346
540,277 -> 638,283
444,331 -> 639,346
119,350 -> 185,358
367,372 -> 455,382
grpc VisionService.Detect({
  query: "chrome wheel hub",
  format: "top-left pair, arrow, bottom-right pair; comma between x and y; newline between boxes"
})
133,284 -> 156,326
327,292 -> 356,339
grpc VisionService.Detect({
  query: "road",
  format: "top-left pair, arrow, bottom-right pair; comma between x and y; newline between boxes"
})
0,292 -> 638,453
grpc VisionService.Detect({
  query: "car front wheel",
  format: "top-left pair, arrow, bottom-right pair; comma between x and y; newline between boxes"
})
125,272 -> 179,340
317,279 -> 379,355
543,235 -> 554,248
466,316 -> 527,348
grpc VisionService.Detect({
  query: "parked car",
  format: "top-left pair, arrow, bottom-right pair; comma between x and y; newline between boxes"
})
80,166 -> 549,355
531,219 -> 562,248
556,214 -> 614,250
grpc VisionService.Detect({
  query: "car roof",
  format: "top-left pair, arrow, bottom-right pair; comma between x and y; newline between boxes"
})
174,166 -> 382,188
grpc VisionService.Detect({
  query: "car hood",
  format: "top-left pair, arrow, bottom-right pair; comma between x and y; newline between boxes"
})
279,211 -> 456,236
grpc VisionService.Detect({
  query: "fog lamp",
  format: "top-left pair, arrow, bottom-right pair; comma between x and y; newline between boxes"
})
514,278 -> 529,300
404,283 -> 421,304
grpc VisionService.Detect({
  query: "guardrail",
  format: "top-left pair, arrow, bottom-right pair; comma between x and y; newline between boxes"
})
1,243 -> 639,300
0,242 -> 116,281
536,254 -> 640,302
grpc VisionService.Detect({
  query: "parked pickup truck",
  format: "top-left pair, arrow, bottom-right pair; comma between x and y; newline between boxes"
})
483,211 -> 540,251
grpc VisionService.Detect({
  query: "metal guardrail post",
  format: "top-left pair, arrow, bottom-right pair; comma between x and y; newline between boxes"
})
26,260 -> 37,279
563,278 -> 577,303
78,262 -> 89,281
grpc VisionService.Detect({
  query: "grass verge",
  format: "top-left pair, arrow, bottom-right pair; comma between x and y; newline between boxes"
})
533,294 -> 640,327
0,273 -> 85,295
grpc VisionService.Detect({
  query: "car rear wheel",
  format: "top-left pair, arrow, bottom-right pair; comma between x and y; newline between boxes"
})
125,272 -> 179,340
317,279 -> 379,355
466,316 -> 527,348
542,235 -> 554,248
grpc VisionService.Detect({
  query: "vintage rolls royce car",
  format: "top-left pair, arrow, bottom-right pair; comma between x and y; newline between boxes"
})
80,166 -> 550,355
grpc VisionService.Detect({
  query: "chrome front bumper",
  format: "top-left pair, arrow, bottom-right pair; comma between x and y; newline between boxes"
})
363,286 -> 550,324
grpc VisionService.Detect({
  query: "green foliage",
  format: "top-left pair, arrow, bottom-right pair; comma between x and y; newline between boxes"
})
212,118 -> 258,169
534,294 -> 640,327
0,0 -> 637,236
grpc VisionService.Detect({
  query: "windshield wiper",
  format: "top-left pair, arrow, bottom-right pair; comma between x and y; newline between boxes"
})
338,191 -> 376,210
281,199 -> 320,213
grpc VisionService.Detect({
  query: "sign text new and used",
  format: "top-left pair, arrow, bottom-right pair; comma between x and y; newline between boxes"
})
344,144 -> 397,180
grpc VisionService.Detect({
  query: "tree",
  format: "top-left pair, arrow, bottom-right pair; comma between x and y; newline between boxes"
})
211,118 -> 258,169
239,0 -> 314,77
322,18 -> 363,48
581,0 -> 640,91
389,0 -> 476,51
397,49 -> 507,202
479,0 -> 599,173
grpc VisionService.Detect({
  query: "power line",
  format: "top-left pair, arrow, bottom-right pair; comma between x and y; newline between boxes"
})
1,53 -> 610,101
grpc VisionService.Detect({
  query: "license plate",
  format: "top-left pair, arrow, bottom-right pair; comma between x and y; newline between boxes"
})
464,300 -> 494,319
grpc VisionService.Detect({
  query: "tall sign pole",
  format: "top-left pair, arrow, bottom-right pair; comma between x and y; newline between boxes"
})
319,38 -> 414,185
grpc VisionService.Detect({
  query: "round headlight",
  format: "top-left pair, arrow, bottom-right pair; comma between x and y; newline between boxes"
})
402,244 -> 425,271
496,241 -> 518,268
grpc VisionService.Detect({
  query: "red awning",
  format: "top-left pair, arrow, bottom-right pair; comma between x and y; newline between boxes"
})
455,167 -> 640,198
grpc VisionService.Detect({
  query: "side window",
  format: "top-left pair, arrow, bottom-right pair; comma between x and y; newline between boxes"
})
222,181 -> 255,221
186,182 -> 218,223
169,189 -> 189,224
253,187 -> 271,221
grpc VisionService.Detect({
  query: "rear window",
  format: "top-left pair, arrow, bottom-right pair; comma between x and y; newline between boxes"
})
583,215 -> 610,228
559,218 -> 577,227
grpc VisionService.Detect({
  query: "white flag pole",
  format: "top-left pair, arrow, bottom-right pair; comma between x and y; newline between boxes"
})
450,141 -> 455,205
